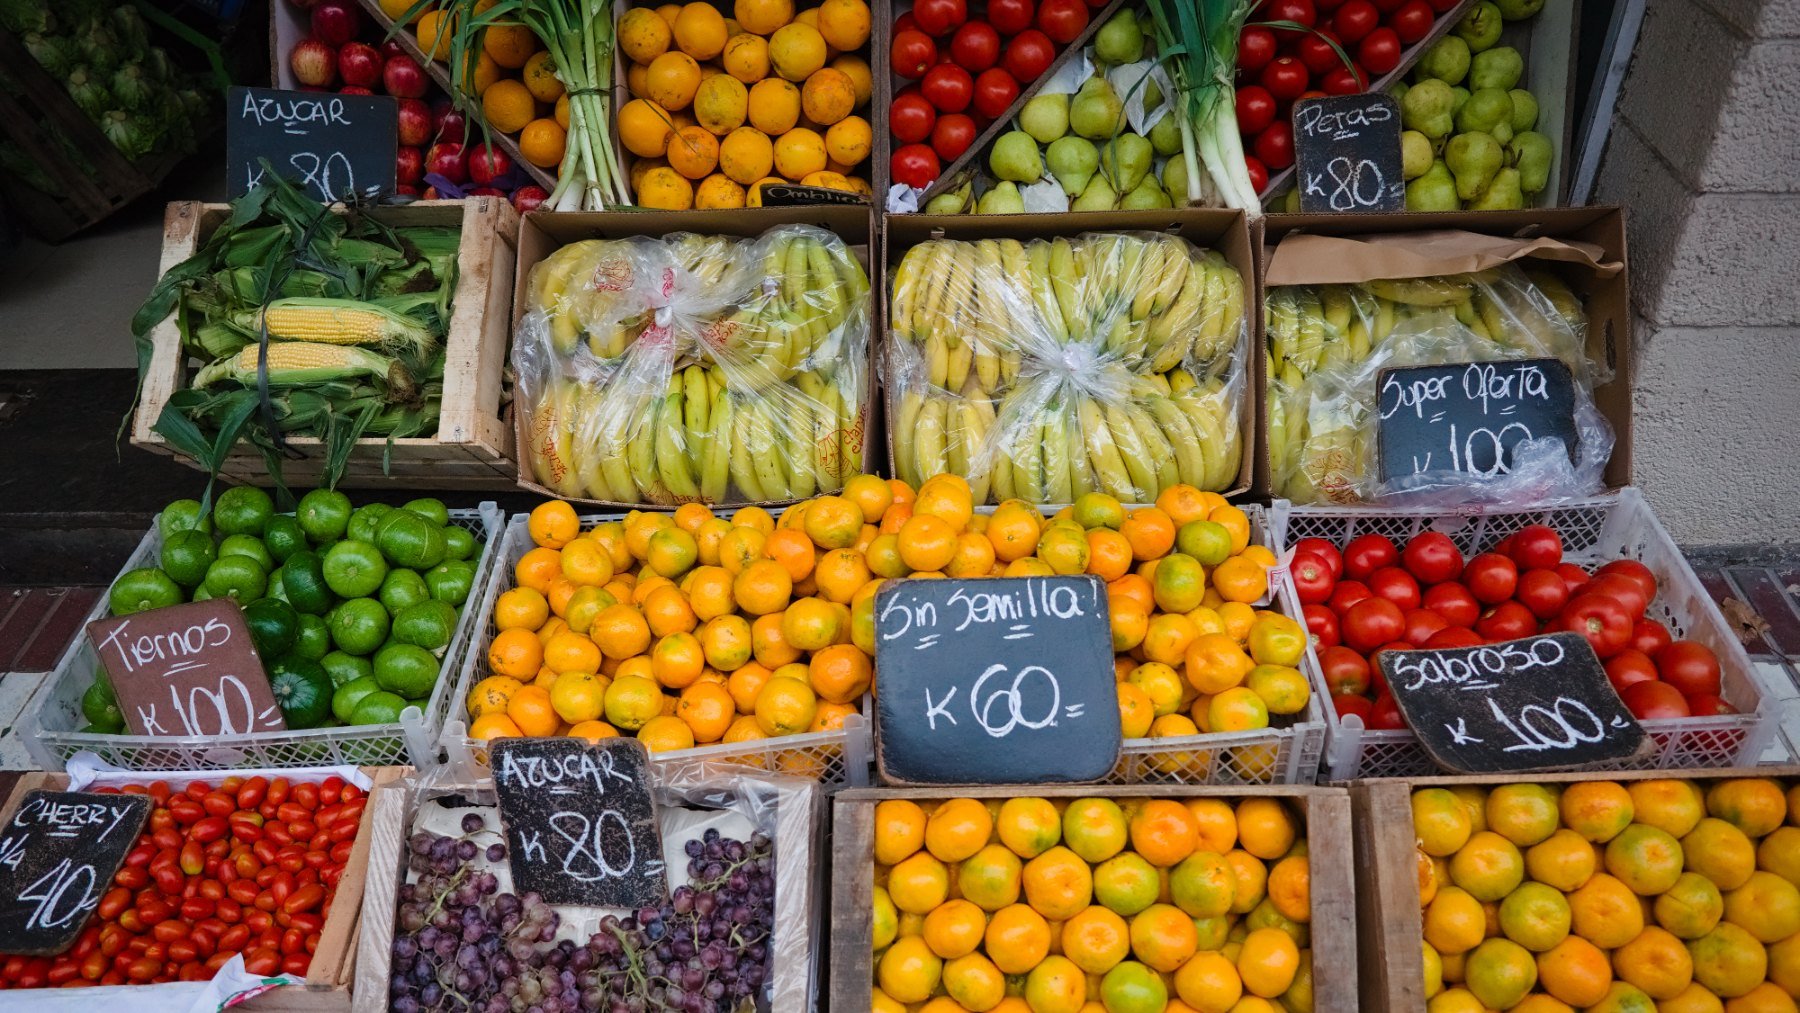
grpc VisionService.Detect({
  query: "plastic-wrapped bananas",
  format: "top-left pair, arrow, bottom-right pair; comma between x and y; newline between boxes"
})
1265,264 -> 1595,504
887,231 -> 1247,503
515,226 -> 869,504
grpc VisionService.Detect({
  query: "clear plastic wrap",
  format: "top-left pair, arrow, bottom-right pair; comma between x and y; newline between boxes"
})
514,226 -> 870,505
1266,263 -> 1614,506
886,231 -> 1247,502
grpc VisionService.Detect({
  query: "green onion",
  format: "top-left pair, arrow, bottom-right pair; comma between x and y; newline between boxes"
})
1143,0 -> 1262,213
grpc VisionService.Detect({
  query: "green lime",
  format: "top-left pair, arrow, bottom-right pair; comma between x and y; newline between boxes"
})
203,554 -> 267,602
328,598 -> 390,656
442,525 -> 477,561
110,568 -> 183,616
379,568 -> 431,614
350,690 -> 407,726
158,499 -> 211,541
215,486 -> 274,536
293,614 -> 331,661
297,489 -> 353,544
426,561 -> 475,606
374,642 -> 440,698
191,584 -> 213,602
321,650 -> 373,688
347,503 -> 393,543
280,551 -> 332,615
81,677 -> 121,728
375,509 -> 447,570
401,498 -> 451,527
322,540 -> 388,598
160,529 -> 217,588
267,568 -> 288,603
332,676 -> 383,724
266,655 -> 333,728
242,598 -> 299,657
1175,520 -> 1234,567
263,516 -> 307,564
393,600 -> 458,653
218,533 -> 274,572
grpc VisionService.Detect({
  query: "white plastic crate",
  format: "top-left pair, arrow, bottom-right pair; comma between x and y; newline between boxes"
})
20,504 -> 505,770
1269,489 -> 1780,781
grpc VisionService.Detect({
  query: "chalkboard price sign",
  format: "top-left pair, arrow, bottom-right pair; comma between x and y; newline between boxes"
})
1376,357 -> 1579,486
227,86 -> 398,202
874,576 -> 1120,785
0,791 -> 151,955
1292,94 -> 1405,213
87,600 -> 285,738
1378,632 -> 1651,774
491,737 -> 668,908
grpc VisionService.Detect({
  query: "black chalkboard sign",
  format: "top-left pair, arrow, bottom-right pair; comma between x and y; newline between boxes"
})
1293,94 -> 1405,213
1379,632 -> 1652,773
1376,358 -> 1579,486
0,791 -> 151,955
227,86 -> 397,202
874,576 -> 1120,784
490,737 -> 667,907
758,183 -> 871,207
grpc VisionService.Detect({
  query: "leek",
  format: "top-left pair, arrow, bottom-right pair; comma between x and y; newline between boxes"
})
1143,0 -> 1262,213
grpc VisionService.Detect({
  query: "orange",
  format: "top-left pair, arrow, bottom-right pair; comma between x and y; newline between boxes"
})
874,799 -> 927,866
1569,873 -> 1645,948
817,0 -> 871,48
996,797 -> 1062,859
699,614 -> 752,670
872,885 -> 898,950
720,32 -> 770,84
1526,828 -> 1598,892
800,67 -> 855,125
1023,954 -> 1086,1013
665,125 -> 719,179
1724,983 -> 1797,1013
564,587 -> 614,634
619,99 -> 676,158
762,528 -> 816,582
642,584 -> 698,638
1111,605 -> 1150,653
1062,905 -> 1130,976
1683,818 -> 1757,890
1086,529 -> 1134,582
675,681 -> 734,742
1424,887 -> 1487,956
566,720 -> 617,742
1484,783 -> 1561,847
1655,872 -> 1724,939
838,474 -> 891,525
1604,824 -> 1685,896
1128,800 -> 1199,869
888,851 -> 950,914
809,644 -> 871,704
519,50 -> 564,103
1266,856 -> 1309,923
746,79 -> 801,137
1658,983 -> 1726,1013
1688,922 -> 1767,998
518,117 -> 567,169
752,674 -> 814,735
1414,788 -> 1476,858
1124,903 -> 1196,974
749,613 -> 801,668
814,548 -> 871,604
1120,508 -> 1177,560
672,2 -> 728,59
693,73 -> 748,134
942,952 -> 1006,1012
1073,493 -> 1126,530
1064,797 -> 1129,864
1707,778 -> 1788,838
1022,847 -> 1093,920
601,674 -> 662,731
825,115 -> 872,166
548,671 -> 606,724
1449,831 -> 1525,902
494,587 -> 550,632
1768,933 -> 1800,997
877,935 -> 941,1004
1236,927 -> 1299,998
734,0 -> 792,33
926,798 -> 994,864
505,684 -> 558,736
898,514 -> 957,572
1499,881 -> 1571,952
516,546 -> 563,593
1117,683 -> 1156,739
1173,950 -> 1243,1012
1465,937 -> 1539,1010
773,126 -> 827,178
650,631 -> 705,689
1627,779 -> 1706,838
986,504 -> 1042,562
1156,485 -> 1216,526
1128,662 -> 1184,717
922,898 -> 988,959
831,53 -> 873,106
529,501 -> 580,547
810,699 -> 856,732
588,603 -> 652,660
733,559 -> 794,615
560,538 -> 615,587
542,631 -> 602,675
1537,935 -> 1614,1007
717,525 -> 766,575
470,713 -> 523,740
946,532 -> 997,578
1237,799 -> 1297,861
780,597 -> 839,651
958,844 -> 1023,913
488,627 -> 543,679
1036,525 -> 1091,575
1207,505 -> 1251,552
617,6 -> 673,63
1208,688 -> 1270,733
1093,853 -> 1161,918
985,904 -> 1052,975
1211,557 -> 1268,604
1724,870 -> 1800,942
1561,781 -> 1635,843
1151,555 -> 1206,615
1185,800 -> 1238,854
1613,926 -> 1694,999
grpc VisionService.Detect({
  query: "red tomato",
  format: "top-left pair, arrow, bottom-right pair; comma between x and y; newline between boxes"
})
1515,569 -> 1570,620
890,90 -> 937,143
1604,649 -> 1660,694
1555,593 -> 1633,658
1253,121 -> 1295,169
1289,550 -> 1336,605
1357,27 -> 1401,74
1322,65 -> 1365,94
1423,581 -> 1479,628
1259,57 -> 1309,102
972,67 -> 1020,118
1332,0 -> 1379,43
1343,534 -> 1398,580
912,0 -> 968,36
1295,33 -> 1343,75
1303,603 -> 1341,650
1585,573 -> 1651,620
1238,25 -> 1278,73
1293,538 -> 1343,579
1629,618 -> 1673,656
1236,85 -> 1278,135
921,63 -> 974,112
1370,0 -> 1406,10
1388,0 -> 1435,43
1320,645 -> 1370,695
891,29 -> 938,79
950,21 -> 1001,72
1368,693 -> 1406,729
1246,156 -> 1269,194
1425,627 -> 1485,650
1333,694 -> 1375,722
987,0 -> 1035,34
1686,694 -> 1737,716
1264,0 -> 1317,33
1596,560 -> 1658,602
1622,680 -> 1691,720
1368,567 -> 1421,610
1403,608 -> 1449,646
1315,0 -> 1346,10
1655,641 -> 1722,697
1035,0 -> 1088,43
930,113 -> 977,159
1002,30 -> 1056,82
1343,597 -> 1405,654
1556,562 -> 1591,596
896,11 -> 919,32
1476,601 -> 1537,641
1402,531 -> 1463,584
1328,579 -> 1373,615
1463,553 -> 1519,605
891,144 -> 941,188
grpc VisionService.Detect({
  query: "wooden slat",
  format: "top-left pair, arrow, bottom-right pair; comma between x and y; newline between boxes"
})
352,780 -> 412,1012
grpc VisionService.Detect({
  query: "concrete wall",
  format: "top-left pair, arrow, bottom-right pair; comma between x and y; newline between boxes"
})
1594,0 -> 1800,543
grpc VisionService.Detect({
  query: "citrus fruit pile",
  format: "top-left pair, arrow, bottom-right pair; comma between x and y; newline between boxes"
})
100,488 -> 479,731
871,794 -> 1316,1013
615,0 -> 876,208
1414,777 -> 1800,1012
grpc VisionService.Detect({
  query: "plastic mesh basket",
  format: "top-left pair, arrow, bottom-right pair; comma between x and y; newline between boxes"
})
1269,490 -> 1780,781
20,504 -> 505,770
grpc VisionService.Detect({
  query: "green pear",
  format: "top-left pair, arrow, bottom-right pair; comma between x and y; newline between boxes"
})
1281,187 -> 1302,212
1401,79 -> 1456,140
1099,133 -> 1153,192
1494,0 -> 1544,19
977,181 -> 1027,214
1456,88 -> 1514,140
1468,167 -> 1524,210
1389,80 -> 1410,103
1019,93 -> 1070,144
1069,78 -> 1124,139
1445,131 -> 1503,201
1454,2 -> 1504,52
1406,160 -> 1460,211
1119,177 -> 1170,210
1509,131 -> 1553,194
1047,136 -> 1100,195
1162,159 -> 1192,206
1450,86 -> 1471,118
1509,89 -> 1539,132
1401,130 -> 1434,180
1094,9 -> 1144,65
924,183 -> 972,213
1071,174 -> 1119,212
1417,36 -> 1471,85
1141,76 -> 1164,111
989,130 -> 1044,184
1470,47 -> 1524,91
1149,113 -> 1183,156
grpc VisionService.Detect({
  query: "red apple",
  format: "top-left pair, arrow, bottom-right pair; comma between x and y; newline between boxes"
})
426,142 -> 468,184
338,41 -> 382,89
290,38 -> 337,88
511,185 -> 549,214
310,0 -> 361,47
431,99 -> 468,139
468,143 -> 512,185
396,98 -> 432,146
380,39 -> 409,63
395,182 -> 421,196
396,145 -> 424,184
339,85 -> 374,95
383,54 -> 428,99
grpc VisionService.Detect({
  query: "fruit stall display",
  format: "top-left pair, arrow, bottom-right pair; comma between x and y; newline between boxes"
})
831,785 -> 1358,1012
20,492 -> 501,770
1355,770 -> 1800,1011
1272,490 -> 1779,781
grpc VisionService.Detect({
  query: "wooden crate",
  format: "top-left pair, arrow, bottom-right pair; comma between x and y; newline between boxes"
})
1352,766 -> 1800,1012
0,766 -> 407,1010
131,197 -> 522,490
829,784 -> 1358,1013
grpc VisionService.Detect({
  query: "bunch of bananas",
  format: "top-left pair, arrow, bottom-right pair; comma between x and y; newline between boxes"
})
887,232 -> 1246,503
517,226 -> 869,505
1266,265 -> 1590,503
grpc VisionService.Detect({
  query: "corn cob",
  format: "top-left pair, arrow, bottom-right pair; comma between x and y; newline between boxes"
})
233,298 -> 435,353
191,342 -> 402,388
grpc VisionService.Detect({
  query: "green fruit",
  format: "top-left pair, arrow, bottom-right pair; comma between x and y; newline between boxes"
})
426,561 -> 475,607
1510,130 -> 1553,194
1174,521 -> 1233,567
400,498 -> 450,527
374,643 -> 440,699
321,650 -> 374,689
214,486 -> 274,537
332,676 -> 382,724
346,503 -> 393,543
1402,78 -> 1456,139
1468,166 -> 1525,210
1447,130 -> 1504,200
1454,1 -> 1504,52
379,568 -> 431,614
1069,77 -> 1123,139
160,529 -> 217,588
1494,0 -> 1544,17
1148,114 -> 1182,157
1018,93 -> 1069,144
297,489 -> 353,544
1048,136 -> 1099,196
443,525 -> 477,562
1407,159 -> 1461,212
322,540 -> 388,598
157,499 -> 211,541
280,551 -> 333,615
1509,89 -> 1539,132
328,598 -> 390,656
111,568 -> 184,616
293,614 -> 331,662
350,690 -> 408,726
241,597 -> 299,657
1093,8 -> 1143,65
393,600 -> 459,653
1417,35 -> 1471,85
262,516 -> 308,565
1401,130 -> 1434,180
1457,88 -> 1515,144
268,655 -> 333,728
1470,46 -> 1524,91
202,555 -> 267,602
375,509 -> 447,570
1099,133 -> 1153,192
988,130 -> 1044,185
218,533 -> 274,572
82,677 -> 122,730
976,181 -> 1025,214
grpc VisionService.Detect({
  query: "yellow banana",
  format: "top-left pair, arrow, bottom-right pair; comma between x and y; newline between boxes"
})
729,398 -> 767,502
914,397 -> 949,482
1041,408 -> 1073,505
1148,397 -> 1206,488
894,388 -> 924,487
1078,399 -> 1133,501
627,392 -> 664,503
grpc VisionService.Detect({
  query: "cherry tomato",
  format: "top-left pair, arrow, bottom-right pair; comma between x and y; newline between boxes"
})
1555,593 -> 1633,658
1303,603 -> 1341,650
1035,0 -> 1088,43
1333,693 -> 1374,722
317,777 -> 342,806
912,0 -> 968,36
244,948 -> 281,976
972,67 -> 1020,119
1322,65 -> 1366,95
1425,626 -> 1485,650
1320,645 -> 1371,695
921,63 -> 973,112
266,778 -> 290,809
1368,693 -> 1406,729
1332,0 -> 1379,43
1236,85 -> 1278,135
1238,25 -> 1278,74
1402,531 -> 1463,584
1604,649 -> 1660,694
1462,553 -> 1519,605
1246,155 -> 1269,194
1253,121 -> 1295,170
1475,601 -> 1537,641
1002,29 -> 1056,83
1596,559 -> 1658,602
1357,27 -> 1401,74
987,0 -> 1035,34
1630,618 -> 1673,656
1263,0 -> 1317,33
1367,567 -> 1422,611
1586,573 -> 1651,620
1292,538 -> 1343,579
950,21 -> 1000,72
1686,694 -> 1737,716
1343,597 -> 1405,654
890,90 -> 937,144
891,29 -> 938,79
1389,0 -> 1435,43
1289,550 -> 1336,605
1344,534 -> 1399,581
1403,608 -> 1449,646
1328,579 -> 1373,615
1515,569 -> 1570,620
1622,680 -> 1691,720
1259,57 -> 1309,102
896,11 -> 918,32
891,143 -> 941,188
1656,641 -> 1722,697
1422,581 -> 1479,628
930,112 -> 977,159
1295,33 -> 1344,76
